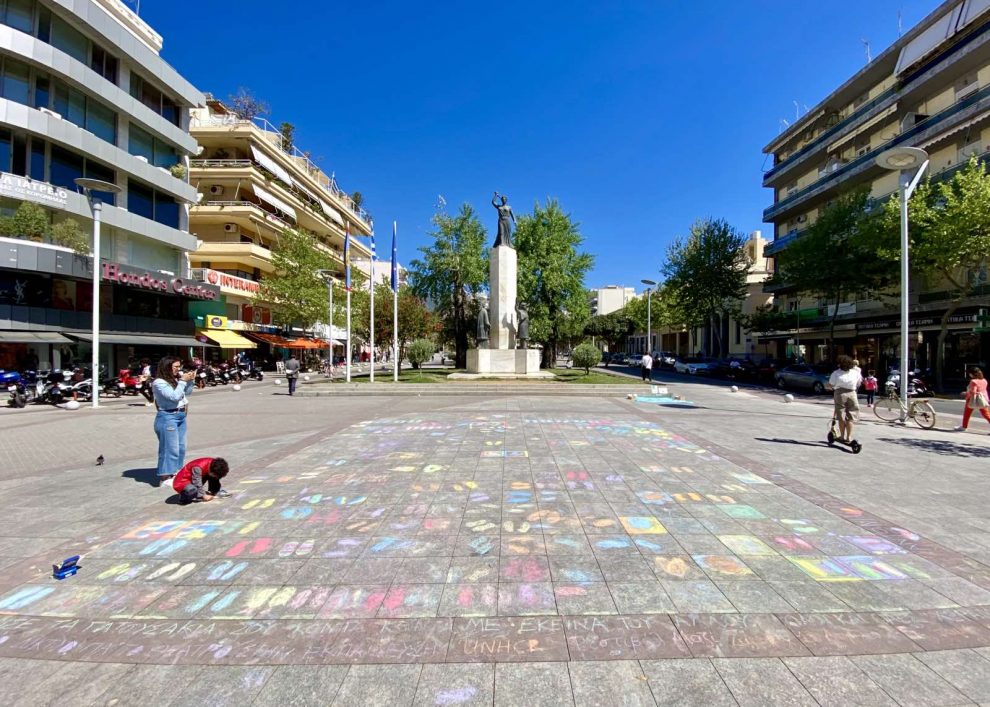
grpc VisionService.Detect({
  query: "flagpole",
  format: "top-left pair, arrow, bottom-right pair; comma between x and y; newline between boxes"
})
369,232 -> 375,383
392,220 -> 398,383
344,224 -> 351,383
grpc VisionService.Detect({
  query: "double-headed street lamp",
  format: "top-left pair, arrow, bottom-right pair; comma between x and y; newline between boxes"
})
875,146 -> 929,421
75,177 -> 122,409
641,279 -> 657,355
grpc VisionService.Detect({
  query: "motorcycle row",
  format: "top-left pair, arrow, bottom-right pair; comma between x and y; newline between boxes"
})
2,360 -> 264,409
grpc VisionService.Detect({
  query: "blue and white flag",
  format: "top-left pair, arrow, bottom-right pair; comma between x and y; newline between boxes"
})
369,230 -> 376,291
390,221 -> 398,293
343,224 -> 351,291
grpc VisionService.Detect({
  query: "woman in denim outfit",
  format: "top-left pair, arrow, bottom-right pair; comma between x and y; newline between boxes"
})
152,356 -> 196,486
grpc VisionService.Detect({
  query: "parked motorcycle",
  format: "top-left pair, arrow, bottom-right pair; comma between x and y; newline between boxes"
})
237,361 -> 264,381
2,369 -> 38,408
109,368 -> 153,401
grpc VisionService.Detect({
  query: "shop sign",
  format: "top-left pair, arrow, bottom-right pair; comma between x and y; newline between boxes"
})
0,172 -> 68,208
859,313 -> 978,331
202,268 -> 261,295
102,262 -> 220,301
206,314 -> 228,329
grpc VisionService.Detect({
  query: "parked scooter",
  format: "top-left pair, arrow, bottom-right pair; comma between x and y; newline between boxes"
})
237,361 -> 264,381
2,369 -> 38,408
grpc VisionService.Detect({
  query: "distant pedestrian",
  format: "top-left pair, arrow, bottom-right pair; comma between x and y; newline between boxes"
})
152,357 -> 195,487
640,352 -> 653,381
284,354 -> 300,396
863,369 -> 878,408
955,366 -> 990,432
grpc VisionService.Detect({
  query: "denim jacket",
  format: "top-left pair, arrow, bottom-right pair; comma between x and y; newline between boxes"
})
152,378 -> 193,411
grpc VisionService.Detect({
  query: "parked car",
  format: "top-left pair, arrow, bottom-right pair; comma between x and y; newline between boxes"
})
712,358 -> 758,380
774,364 -> 831,394
755,358 -> 787,383
654,351 -> 677,369
673,357 -> 716,375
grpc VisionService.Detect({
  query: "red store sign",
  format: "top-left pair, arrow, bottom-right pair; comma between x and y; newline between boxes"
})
204,268 -> 261,294
102,262 -> 219,301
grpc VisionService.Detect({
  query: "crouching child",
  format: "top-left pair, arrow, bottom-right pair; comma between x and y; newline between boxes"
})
172,457 -> 230,504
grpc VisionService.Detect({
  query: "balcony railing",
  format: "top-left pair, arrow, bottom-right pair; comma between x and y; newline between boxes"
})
201,200 -> 294,230
189,113 -> 373,227
190,159 -> 252,169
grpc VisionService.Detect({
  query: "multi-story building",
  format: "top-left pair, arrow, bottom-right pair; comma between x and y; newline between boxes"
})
590,285 -> 636,316
186,98 -> 372,356
760,0 -> 990,377
0,0 -> 215,373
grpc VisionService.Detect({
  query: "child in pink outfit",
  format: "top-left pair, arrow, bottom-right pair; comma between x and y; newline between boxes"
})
956,366 -> 990,432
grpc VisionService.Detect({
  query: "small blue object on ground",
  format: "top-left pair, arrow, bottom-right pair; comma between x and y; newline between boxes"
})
633,395 -> 695,406
52,556 -> 80,580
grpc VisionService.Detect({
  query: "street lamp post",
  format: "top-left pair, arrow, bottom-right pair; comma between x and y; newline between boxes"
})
75,178 -> 122,409
875,146 -> 929,421
641,279 -> 657,355
317,270 -> 337,376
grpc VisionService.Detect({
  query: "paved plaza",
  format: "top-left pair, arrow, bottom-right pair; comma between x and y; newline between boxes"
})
0,379 -> 989,705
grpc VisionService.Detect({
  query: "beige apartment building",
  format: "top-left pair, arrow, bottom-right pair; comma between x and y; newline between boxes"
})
186,97 -> 371,351
760,0 -> 990,378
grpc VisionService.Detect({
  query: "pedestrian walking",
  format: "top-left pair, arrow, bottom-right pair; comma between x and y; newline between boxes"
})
955,366 -> 990,432
863,369 -> 878,407
284,354 -> 300,396
826,355 -> 863,445
152,356 -> 195,487
640,352 -> 653,381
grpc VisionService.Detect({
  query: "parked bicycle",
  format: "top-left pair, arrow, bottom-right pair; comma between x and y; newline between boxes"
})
873,391 -> 936,429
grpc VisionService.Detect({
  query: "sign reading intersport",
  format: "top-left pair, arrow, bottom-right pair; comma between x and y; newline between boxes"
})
102,262 -> 220,301
203,268 -> 261,294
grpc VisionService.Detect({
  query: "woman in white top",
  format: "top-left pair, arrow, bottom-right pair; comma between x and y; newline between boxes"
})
827,355 -> 863,444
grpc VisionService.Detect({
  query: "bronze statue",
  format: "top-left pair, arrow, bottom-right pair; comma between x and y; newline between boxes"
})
476,305 -> 490,348
492,191 -> 515,248
515,303 -> 529,349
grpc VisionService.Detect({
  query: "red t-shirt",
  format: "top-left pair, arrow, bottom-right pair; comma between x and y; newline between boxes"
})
172,457 -> 213,492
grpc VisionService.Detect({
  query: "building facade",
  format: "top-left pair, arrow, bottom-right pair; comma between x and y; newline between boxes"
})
187,98 -> 373,357
761,0 -> 990,378
0,0 -> 216,374
590,285 -> 636,316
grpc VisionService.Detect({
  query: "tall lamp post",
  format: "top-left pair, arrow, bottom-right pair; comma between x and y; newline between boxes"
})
317,270 -> 337,377
75,178 -> 122,409
875,146 -> 929,421
641,279 -> 657,354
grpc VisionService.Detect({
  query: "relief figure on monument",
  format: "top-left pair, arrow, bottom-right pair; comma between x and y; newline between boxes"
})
515,303 -> 529,349
492,191 -> 515,248
476,304 -> 490,349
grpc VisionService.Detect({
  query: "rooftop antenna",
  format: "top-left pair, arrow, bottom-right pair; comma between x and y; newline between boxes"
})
862,38 -> 872,63
779,118 -> 790,133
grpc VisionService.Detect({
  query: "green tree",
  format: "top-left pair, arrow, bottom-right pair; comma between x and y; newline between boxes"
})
407,339 -> 434,370
571,342 -> 602,374
408,205 -> 488,368
894,156 -> 990,389
372,283 -> 437,363
259,229 -> 334,328
1,201 -> 49,242
662,218 -> 749,358
279,122 -> 295,153
585,310 -> 633,363
50,218 -> 90,254
770,189 -> 894,359
515,199 -> 594,367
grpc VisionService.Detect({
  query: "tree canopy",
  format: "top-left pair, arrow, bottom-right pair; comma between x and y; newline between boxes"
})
407,205 -> 488,368
515,200 -> 594,367
258,229 -> 335,328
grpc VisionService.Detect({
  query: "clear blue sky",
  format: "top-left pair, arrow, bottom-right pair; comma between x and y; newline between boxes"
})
141,0 -> 936,290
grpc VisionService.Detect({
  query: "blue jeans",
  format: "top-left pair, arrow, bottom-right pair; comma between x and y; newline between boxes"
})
154,410 -> 187,478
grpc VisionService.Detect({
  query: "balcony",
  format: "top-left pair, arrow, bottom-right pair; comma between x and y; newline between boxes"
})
764,83 -> 990,223
189,114 -> 373,230
190,241 -> 274,273
763,229 -> 804,257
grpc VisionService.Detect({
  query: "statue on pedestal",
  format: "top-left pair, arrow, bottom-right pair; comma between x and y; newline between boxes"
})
476,305 -> 490,349
515,303 -> 529,349
492,192 -> 515,248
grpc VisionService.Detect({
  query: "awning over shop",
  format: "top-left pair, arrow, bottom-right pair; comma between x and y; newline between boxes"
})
245,332 -> 297,347
72,333 -> 216,347
0,331 -> 72,343
250,144 -> 295,188
253,184 -> 297,221
196,329 -> 257,349
288,338 -> 327,349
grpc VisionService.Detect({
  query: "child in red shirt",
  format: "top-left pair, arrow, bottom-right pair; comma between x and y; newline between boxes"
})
172,457 -> 230,504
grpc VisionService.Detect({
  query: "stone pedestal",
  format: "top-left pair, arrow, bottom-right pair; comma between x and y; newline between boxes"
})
489,246 -> 516,350
463,348 -> 547,378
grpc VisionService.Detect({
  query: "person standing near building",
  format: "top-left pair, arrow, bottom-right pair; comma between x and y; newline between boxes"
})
827,355 -> 863,445
152,357 -> 195,487
640,351 -> 654,382
955,366 -> 990,432
284,354 -> 300,396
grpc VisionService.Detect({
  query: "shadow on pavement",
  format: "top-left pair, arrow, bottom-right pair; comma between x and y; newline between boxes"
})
754,437 -> 855,453
122,467 -> 159,486
876,437 -> 990,458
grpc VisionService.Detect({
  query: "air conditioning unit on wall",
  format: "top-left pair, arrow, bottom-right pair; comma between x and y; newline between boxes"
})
224,223 -> 238,233
209,185 -> 224,195
796,214 -> 807,224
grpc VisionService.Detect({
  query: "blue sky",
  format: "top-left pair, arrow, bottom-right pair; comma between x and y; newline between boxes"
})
142,0 -> 936,291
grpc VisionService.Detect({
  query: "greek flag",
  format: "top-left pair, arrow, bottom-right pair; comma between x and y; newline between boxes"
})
343,224 -> 351,291
369,230 -> 376,291
390,222 -> 398,293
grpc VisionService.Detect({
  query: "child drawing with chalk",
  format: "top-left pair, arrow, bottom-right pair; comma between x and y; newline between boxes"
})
172,457 -> 230,504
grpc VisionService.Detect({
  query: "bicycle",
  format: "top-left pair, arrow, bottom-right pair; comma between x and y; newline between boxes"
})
873,390 -> 937,429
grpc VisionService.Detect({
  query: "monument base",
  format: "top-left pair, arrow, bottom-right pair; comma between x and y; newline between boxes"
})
461,348 -> 549,378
